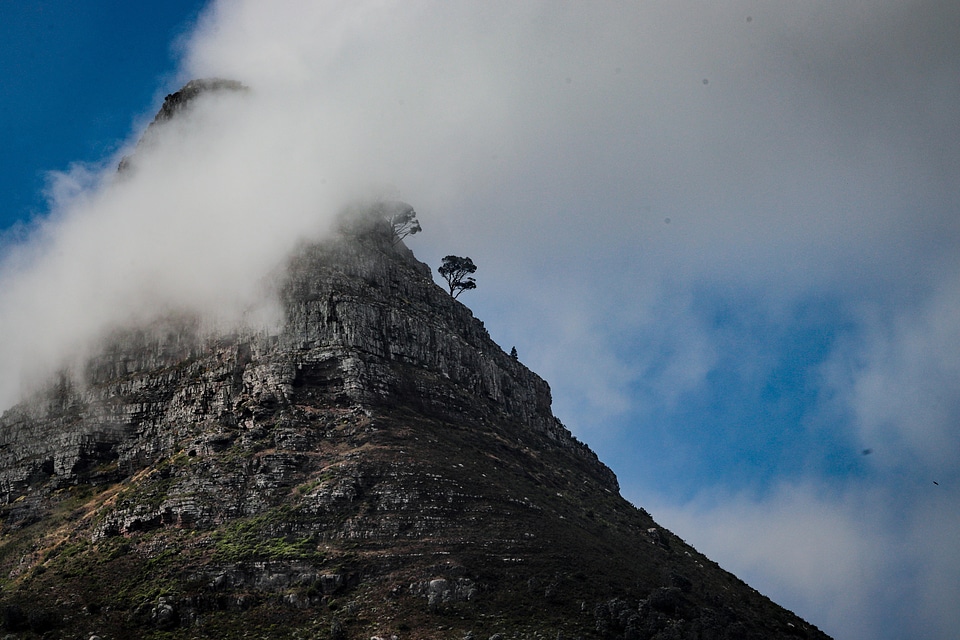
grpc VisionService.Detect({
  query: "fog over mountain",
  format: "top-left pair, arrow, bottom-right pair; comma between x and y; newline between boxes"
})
1,2 -> 958,639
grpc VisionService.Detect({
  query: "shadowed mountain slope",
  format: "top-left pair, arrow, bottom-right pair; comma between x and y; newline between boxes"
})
0,215 -> 831,639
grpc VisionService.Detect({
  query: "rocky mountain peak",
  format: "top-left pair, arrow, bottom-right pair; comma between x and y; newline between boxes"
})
0,83 -> 831,639
117,78 -> 247,173
153,78 -> 248,124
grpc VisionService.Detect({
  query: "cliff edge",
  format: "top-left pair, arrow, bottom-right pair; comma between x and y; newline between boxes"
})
0,216 -> 830,639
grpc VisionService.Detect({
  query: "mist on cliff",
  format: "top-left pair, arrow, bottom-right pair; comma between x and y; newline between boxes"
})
2,2 -> 960,639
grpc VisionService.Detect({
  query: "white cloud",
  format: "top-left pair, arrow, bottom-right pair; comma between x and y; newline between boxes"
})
825,269 -> 960,473
635,480 -> 960,640
4,0 -> 957,411
906,489 -> 960,639
0,88 -> 339,406
1,2 -> 959,637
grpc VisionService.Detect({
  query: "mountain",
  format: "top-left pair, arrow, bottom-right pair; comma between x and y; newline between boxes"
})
0,84 -> 832,640
117,78 -> 247,174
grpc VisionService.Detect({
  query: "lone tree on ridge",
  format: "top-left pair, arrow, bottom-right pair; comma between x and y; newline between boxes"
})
438,255 -> 477,298
382,201 -> 421,245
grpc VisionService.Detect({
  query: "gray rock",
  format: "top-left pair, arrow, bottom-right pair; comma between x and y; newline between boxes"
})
0,209 -> 832,640
0,219 -> 616,512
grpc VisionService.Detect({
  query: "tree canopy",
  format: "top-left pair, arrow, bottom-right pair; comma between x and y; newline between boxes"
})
438,255 -> 477,298
383,201 -> 421,245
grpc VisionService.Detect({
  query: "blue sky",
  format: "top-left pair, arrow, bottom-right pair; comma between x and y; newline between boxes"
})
1,2 -> 959,639
0,1 -> 205,229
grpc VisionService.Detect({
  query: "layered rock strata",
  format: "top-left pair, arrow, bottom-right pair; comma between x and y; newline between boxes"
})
0,217 -> 830,639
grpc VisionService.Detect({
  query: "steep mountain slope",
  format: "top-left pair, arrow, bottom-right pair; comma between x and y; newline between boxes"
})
0,213 -> 830,639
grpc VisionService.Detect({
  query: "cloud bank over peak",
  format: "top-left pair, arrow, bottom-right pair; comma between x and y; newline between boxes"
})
0,84 -> 339,406
2,2 -> 959,638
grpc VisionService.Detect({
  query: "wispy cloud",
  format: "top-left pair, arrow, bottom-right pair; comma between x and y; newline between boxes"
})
1,2 -> 958,637
830,276 -> 960,472
637,479 -> 960,640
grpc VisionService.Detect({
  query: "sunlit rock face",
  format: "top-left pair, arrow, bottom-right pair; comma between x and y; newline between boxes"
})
0,82 -> 830,639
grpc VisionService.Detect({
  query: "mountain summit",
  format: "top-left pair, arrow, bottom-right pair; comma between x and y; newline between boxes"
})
0,83 -> 831,640
0,214 -> 829,639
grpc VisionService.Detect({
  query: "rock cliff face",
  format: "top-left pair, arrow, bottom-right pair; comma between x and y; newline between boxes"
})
0,216 -> 830,639
0,220 -> 611,514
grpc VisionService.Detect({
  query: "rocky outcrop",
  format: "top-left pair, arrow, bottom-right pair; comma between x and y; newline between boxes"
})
118,78 -> 247,173
0,212 -> 828,639
0,216 -> 611,512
